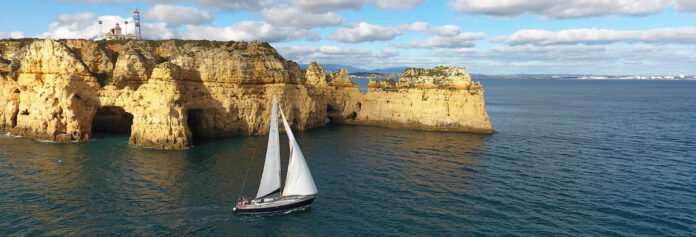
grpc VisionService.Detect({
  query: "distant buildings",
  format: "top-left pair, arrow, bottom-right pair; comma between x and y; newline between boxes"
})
95,9 -> 141,40
103,22 -> 135,40
577,75 -> 693,80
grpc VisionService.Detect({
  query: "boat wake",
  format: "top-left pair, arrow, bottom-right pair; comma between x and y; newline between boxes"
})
36,139 -> 60,143
280,205 -> 312,215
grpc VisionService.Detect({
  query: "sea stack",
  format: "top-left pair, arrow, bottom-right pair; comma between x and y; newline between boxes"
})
0,39 -> 493,149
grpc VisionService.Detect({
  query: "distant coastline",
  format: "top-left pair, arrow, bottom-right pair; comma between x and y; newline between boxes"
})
301,64 -> 695,81
473,74 -> 696,80
348,73 -> 696,81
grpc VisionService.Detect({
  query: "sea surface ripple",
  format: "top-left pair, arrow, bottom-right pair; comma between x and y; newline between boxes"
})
0,79 -> 694,236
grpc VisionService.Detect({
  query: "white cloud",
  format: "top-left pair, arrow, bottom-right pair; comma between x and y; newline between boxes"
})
430,25 -> 461,37
327,21 -> 481,46
183,21 -> 318,42
407,21 -> 430,32
289,0 -> 366,12
59,0 -> 113,3
289,0 -> 422,11
42,12 -> 100,39
38,10 -> 319,42
329,22 -> 402,43
56,12 -> 98,30
449,0 -> 676,18
144,5 -> 213,26
41,12 -> 176,40
374,0 -> 423,9
317,45 -> 371,55
140,22 -> 178,39
141,0 -> 422,11
260,7 -> 343,28
59,0 -> 271,10
433,47 -> 477,54
179,0 -> 272,10
404,21 -> 461,36
675,0 -> 696,11
434,44 -> 696,75
278,45 -> 369,60
277,45 -> 401,69
277,43 -> 696,74
494,27 -> 696,45
376,48 -> 399,57
403,32 -> 486,48
0,31 -> 25,39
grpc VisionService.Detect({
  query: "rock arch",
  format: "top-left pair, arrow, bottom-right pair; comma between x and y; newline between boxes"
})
91,106 -> 133,134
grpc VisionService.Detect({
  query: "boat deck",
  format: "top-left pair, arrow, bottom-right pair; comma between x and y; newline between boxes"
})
234,195 -> 315,213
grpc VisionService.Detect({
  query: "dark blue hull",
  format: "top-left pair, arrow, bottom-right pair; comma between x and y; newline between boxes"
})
233,197 -> 315,214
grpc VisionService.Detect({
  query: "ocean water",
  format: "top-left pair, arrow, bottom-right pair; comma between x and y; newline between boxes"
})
1,79 -> 694,236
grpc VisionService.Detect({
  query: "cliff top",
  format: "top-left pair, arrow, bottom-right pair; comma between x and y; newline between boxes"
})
1,39 -> 477,90
0,39 -> 302,87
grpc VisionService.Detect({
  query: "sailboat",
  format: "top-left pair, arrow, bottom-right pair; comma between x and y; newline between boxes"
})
233,96 -> 318,214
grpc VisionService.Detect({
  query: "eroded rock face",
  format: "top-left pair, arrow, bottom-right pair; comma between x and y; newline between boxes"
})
399,66 -> 473,89
111,43 -> 157,89
323,67 -> 492,133
2,39 -> 100,141
305,62 -> 329,86
329,68 -> 355,87
0,39 -> 493,149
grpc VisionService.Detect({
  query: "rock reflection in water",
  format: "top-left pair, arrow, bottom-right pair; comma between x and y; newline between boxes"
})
0,124 -> 488,235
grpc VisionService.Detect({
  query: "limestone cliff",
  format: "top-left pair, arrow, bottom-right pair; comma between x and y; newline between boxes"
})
324,66 -> 493,133
0,39 -> 492,149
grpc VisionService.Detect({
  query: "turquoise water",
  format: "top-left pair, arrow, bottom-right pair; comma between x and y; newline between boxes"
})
1,80 -> 695,235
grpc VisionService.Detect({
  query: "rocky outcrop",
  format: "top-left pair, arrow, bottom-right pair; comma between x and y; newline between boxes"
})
0,39 -> 493,149
324,67 -> 492,133
329,68 -> 355,87
399,66 -> 472,89
305,62 -> 329,86
1,40 -> 100,142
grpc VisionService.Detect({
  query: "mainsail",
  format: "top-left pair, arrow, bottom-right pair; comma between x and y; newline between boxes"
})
279,107 -> 318,197
256,96 -> 281,198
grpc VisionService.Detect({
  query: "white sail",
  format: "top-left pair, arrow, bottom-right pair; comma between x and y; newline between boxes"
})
256,96 -> 281,198
279,107 -> 318,197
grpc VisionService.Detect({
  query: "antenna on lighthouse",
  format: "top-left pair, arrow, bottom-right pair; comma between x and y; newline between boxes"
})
133,9 -> 142,40
98,20 -> 103,39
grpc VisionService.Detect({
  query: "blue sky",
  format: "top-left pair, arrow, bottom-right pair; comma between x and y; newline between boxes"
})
1,0 -> 696,75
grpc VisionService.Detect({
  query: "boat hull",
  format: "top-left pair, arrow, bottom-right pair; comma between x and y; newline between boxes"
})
233,195 -> 315,214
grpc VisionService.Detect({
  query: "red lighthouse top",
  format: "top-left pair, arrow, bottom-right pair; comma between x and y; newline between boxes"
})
115,22 -> 121,29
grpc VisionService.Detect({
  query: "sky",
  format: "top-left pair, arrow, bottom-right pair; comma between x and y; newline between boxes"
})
1,0 -> 696,75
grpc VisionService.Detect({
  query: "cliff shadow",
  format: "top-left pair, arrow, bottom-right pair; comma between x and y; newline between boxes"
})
186,109 -> 203,144
326,90 -> 363,124
173,68 -> 227,147
9,88 -> 20,129
91,106 -> 133,137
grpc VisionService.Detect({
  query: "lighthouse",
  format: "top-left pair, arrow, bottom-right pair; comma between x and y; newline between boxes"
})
102,22 -> 135,40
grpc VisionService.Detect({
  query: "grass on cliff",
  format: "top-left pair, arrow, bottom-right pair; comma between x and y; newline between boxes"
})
169,40 -> 221,48
1,38 -> 38,48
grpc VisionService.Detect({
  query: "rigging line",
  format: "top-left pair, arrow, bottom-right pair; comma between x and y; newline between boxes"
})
279,99 -> 286,197
238,132 -> 262,200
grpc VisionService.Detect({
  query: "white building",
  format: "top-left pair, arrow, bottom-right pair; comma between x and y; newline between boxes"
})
103,22 -> 135,40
